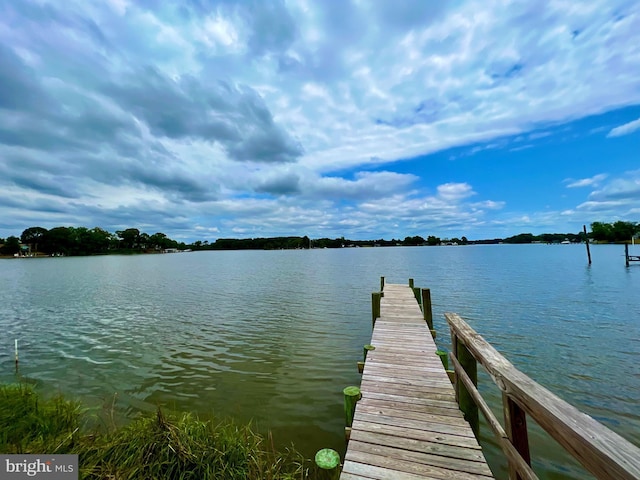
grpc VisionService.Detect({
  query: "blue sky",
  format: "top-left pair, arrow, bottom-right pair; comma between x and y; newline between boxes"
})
0,1 -> 639,241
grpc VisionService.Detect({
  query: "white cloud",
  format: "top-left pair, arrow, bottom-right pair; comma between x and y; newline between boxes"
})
437,183 -> 475,201
574,172 -> 640,217
565,174 -> 608,188
607,117 -> 640,137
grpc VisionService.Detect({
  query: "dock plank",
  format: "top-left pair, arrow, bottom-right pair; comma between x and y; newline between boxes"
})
340,283 -> 493,479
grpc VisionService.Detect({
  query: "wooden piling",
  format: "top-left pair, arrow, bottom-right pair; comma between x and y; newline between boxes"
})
583,225 -> 591,265
363,344 -> 375,360
315,448 -> 340,475
371,292 -> 381,327
408,278 -> 414,289
625,243 -> 630,267
413,286 -> 421,305
421,288 -> 433,330
503,393 -> 531,480
15,339 -> 18,371
358,345 -> 375,373
380,276 -> 385,291
436,349 -> 448,370
456,337 -> 479,438
343,386 -> 361,428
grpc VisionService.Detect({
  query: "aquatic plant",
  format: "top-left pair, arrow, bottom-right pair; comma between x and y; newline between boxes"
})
0,384 -> 325,479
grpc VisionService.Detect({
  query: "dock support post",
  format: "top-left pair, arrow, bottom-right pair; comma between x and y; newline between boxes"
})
371,292 -> 381,327
315,448 -> 340,479
358,345 -> 375,373
343,386 -> 361,428
436,349 -> 448,369
421,288 -> 435,337
625,243 -> 630,267
408,278 -> 421,304
380,276 -> 385,291
15,339 -> 18,371
583,225 -> 591,265
503,393 -> 531,480
363,344 -> 375,360
456,338 -> 479,438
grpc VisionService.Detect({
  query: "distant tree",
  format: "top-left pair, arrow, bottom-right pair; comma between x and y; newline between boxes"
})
40,227 -> 73,255
504,233 -> 535,244
1,236 -> 21,255
461,236 -> 468,245
21,227 -> 48,253
139,232 -> 150,249
116,228 -> 141,249
403,236 -> 425,246
612,221 -> 638,241
590,221 -> 638,242
426,236 -> 440,246
302,236 -> 310,249
83,227 -> 113,253
590,222 -> 614,242
149,232 -> 170,250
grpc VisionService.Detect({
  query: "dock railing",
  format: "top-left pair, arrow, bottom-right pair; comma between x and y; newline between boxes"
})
445,312 -> 640,480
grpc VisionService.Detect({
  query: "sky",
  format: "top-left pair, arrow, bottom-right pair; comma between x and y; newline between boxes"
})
1,1 -> 639,242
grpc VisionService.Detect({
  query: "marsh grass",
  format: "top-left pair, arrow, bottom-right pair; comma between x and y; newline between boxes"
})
0,383 -> 81,453
1,384 -> 331,479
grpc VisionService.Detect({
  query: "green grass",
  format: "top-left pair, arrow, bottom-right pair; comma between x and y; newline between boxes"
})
0,384 -> 334,479
0,383 -> 81,453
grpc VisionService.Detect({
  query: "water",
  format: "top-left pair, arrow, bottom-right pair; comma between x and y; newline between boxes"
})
1,244 -> 638,479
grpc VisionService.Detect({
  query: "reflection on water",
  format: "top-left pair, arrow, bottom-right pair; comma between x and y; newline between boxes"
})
1,245 -> 639,479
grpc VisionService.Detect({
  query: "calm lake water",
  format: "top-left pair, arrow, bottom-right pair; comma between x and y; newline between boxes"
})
1,244 -> 639,479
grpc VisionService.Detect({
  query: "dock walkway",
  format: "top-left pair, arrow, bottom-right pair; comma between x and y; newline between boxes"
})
340,283 -> 494,479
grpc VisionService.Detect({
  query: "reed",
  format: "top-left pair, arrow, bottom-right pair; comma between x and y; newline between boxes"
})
1,384 -> 320,479
0,383 -> 81,453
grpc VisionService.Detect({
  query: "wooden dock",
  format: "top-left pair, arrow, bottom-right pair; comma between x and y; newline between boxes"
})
341,283 -> 494,480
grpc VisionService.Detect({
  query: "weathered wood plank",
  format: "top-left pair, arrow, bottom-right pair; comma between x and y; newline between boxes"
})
356,403 -> 470,427
361,391 -> 464,411
362,365 -> 450,378
348,440 -> 494,476
349,429 -> 487,462
354,412 -> 477,439
345,449 -> 493,480
360,380 -> 456,400
351,419 -> 484,450
342,460 -> 440,480
362,374 -> 454,390
359,397 -> 465,418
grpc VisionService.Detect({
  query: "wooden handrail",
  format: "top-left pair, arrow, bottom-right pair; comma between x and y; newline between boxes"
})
445,312 -> 640,480
450,353 -> 538,480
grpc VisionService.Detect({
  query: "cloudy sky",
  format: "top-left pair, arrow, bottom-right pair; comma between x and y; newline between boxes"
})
1,0 -> 639,242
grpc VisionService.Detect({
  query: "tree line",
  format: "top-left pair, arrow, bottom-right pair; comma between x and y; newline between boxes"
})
0,227 -> 184,256
500,221 -> 639,244
1,221 -> 638,256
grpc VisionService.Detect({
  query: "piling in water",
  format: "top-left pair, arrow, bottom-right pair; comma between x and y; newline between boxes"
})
371,292 -> 381,327
343,386 -> 361,428
583,225 -> 592,265
436,349 -> 448,370
625,243 -> 629,267
315,448 -> 340,479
